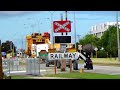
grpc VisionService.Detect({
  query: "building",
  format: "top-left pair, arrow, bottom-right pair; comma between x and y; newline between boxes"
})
90,22 -> 120,38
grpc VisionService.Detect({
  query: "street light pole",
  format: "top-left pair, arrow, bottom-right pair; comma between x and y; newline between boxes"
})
10,41 -> 12,57
77,34 -> 81,43
74,11 -> 77,49
116,11 -> 120,61
49,11 -> 55,48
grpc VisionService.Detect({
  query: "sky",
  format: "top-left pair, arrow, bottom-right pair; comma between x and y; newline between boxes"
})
0,11 -> 119,49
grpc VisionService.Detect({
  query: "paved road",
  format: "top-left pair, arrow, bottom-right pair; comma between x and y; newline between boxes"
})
83,65 -> 120,75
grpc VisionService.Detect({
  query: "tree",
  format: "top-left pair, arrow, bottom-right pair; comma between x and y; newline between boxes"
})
100,25 -> 119,57
78,25 -> 120,58
1,41 -> 16,56
79,34 -> 100,57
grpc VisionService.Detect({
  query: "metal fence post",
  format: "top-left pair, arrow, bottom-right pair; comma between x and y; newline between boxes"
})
39,60 -> 40,75
9,60 -> 10,75
12,59 -> 13,71
17,58 -> 18,71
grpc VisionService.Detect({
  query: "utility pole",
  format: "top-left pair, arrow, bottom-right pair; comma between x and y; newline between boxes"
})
0,40 -> 3,79
49,11 -> 55,49
22,36 -> 24,58
116,11 -> 120,61
74,11 -> 76,49
109,27 -> 112,59
10,41 -> 12,57
65,11 -> 68,35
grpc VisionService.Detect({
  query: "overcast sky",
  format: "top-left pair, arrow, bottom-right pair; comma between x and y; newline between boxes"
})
0,11 -> 119,49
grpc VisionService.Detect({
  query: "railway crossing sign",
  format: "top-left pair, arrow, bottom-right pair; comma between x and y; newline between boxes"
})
53,21 -> 71,33
48,52 -> 79,60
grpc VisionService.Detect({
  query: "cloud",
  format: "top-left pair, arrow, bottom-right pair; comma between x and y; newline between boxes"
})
68,11 -> 120,17
0,11 -> 26,14
0,11 -> 43,18
0,11 -> 35,15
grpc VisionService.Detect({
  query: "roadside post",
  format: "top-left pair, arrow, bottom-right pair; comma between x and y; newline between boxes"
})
60,44 -> 66,71
80,68 -> 84,73
70,59 -> 72,72
54,59 -> 56,75
0,40 -> 3,79
94,47 -> 98,58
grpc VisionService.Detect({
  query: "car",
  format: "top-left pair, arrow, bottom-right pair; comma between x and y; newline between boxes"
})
46,60 -> 54,67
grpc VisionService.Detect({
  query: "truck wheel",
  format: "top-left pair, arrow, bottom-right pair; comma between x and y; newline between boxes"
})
73,61 -> 78,70
57,61 -> 61,68
90,66 -> 93,69
46,63 -> 49,67
68,65 -> 70,68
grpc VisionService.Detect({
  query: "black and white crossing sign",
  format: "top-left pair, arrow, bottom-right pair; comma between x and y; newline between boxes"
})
48,52 -> 79,60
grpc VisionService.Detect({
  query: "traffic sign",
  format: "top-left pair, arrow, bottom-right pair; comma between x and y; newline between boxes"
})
48,52 -> 79,60
39,50 -> 48,59
78,45 -> 82,50
67,48 -> 76,52
94,47 -> 98,51
48,49 -> 56,53
54,36 -> 71,43
60,44 -> 67,53
53,21 -> 71,33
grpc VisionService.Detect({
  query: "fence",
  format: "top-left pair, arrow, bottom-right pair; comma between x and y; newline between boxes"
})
2,58 -> 46,76
2,58 -> 26,75
26,58 -> 40,75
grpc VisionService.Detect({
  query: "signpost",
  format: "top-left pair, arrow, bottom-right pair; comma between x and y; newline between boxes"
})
70,59 -> 72,72
94,47 -> 98,58
54,60 -> 56,75
53,14 -> 72,72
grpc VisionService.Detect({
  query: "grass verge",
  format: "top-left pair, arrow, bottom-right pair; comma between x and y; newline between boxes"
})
46,71 -> 120,79
79,58 -> 120,66
11,75 -> 32,79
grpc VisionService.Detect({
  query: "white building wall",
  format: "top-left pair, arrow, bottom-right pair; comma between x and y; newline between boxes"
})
90,22 -> 120,38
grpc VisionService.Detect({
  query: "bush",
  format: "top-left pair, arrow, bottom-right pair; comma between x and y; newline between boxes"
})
97,50 -> 107,58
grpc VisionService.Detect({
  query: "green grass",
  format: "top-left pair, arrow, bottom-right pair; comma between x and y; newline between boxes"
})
46,72 -> 120,79
92,58 -> 119,63
79,58 -> 120,66
11,75 -> 32,79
